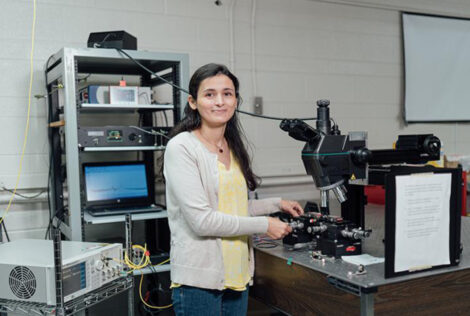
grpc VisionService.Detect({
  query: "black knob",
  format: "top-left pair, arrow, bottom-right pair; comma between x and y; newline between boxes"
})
352,148 -> 372,164
331,125 -> 341,135
423,136 -> 441,155
128,133 -> 138,141
279,119 -> 290,132
317,99 -> 330,107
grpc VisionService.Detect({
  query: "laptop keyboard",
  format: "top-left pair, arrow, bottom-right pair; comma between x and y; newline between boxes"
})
88,205 -> 163,217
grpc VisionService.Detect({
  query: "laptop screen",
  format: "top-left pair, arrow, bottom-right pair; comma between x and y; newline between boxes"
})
83,161 -> 153,208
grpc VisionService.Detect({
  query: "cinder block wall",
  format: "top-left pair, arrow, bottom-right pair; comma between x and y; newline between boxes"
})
2,0 -> 470,239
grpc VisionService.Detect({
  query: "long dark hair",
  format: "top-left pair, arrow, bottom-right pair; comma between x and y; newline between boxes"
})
169,63 -> 259,190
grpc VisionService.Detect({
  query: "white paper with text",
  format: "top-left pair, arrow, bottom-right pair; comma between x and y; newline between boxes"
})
395,173 -> 451,272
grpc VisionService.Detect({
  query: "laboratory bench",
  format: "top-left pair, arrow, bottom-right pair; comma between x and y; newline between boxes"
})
252,204 -> 470,316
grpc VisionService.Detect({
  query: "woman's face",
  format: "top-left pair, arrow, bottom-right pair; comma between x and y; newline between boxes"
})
188,74 -> 237,128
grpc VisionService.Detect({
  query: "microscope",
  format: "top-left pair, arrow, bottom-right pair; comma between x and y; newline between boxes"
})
279,100 -> 441,257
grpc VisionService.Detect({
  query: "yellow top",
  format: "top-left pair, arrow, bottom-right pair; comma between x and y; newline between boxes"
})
217,152 -> 250,291
171,152 -> 250,291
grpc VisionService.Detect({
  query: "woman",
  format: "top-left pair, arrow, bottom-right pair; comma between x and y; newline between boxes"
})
164,63 -> 304,315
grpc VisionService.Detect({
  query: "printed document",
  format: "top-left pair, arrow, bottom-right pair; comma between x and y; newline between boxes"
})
395,173 -> 451,272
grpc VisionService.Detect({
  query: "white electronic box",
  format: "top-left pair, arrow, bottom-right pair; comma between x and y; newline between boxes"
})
0,239 -> 123,305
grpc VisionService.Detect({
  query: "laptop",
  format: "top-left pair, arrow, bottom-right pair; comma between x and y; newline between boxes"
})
82,161 -> 162,216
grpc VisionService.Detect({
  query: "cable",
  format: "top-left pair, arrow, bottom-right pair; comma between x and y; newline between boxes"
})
112,47 -> 324,123
44,206 -> 66,240
77,73 -> 91,82
0,0 -> 37,228
139,91 -> 152,105
45,174 -> 51,239
93,33 -> 115,48
162,111 -> 169,127
123,244 -> 151,270
128,126 -> 171,140
138,258 -> 172,310
330,117 -> 336,127
153,202 -> 166,209
0,187 -> 46,199
33,83 -> 64,99
237,109 -> 316,121
142,305 -> 162,316
111,245 -> 172,310
253,235 -> 278,248
255,241 -> 277,249
45,53 -> 54,241
45,50 -> 56,241
114,48 -> 190,94
1,221 -> 10,242
44,210 -> 56,240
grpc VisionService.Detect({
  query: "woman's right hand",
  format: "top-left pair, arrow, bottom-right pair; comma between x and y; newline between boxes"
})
266,217 -> 292,239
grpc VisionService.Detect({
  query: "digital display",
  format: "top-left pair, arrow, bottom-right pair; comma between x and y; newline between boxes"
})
110,86 -> 137,104
114,89 -> 135,102
63,262 -> 86,297
84,164 -> 148,202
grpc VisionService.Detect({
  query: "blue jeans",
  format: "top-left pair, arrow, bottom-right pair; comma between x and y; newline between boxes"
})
171,285 -> 249,316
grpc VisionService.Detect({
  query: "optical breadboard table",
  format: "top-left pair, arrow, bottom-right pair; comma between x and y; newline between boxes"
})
252,205 -> 470,316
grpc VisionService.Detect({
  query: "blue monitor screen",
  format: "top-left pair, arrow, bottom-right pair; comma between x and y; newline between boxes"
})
84,164 -> 148,202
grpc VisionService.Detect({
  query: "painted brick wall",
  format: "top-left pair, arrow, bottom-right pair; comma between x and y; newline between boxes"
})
2,0 -> 470,239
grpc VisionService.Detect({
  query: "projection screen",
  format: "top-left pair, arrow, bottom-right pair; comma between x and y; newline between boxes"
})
403,13 -> 470,122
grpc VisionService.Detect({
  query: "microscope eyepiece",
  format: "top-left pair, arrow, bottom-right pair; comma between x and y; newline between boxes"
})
316,99 -> 330,107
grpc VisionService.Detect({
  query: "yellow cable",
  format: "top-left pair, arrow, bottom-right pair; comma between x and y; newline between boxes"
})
152,258 -> 170,267
124,244 -> 151,270
139,273 -> 173,309
0,0 -> 37,227
138,258 -> 172,310
114,245 -> 173,309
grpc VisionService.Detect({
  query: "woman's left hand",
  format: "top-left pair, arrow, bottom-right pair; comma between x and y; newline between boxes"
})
280,200 -> 304,217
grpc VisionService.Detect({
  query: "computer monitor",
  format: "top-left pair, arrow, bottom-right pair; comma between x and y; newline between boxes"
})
82,161 -> 154,209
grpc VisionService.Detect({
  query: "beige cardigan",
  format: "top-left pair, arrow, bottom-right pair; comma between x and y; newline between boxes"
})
164,131 -> 281,290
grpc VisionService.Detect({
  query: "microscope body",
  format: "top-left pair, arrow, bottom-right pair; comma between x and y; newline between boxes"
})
301,132 -> 368,190
281,100 -> 371,211
281,99 -> 440,212
279,99 -> 441,258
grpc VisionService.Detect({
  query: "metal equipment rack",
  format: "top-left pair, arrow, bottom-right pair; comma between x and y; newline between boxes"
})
44,47 -> 188,242
40,47 -> 188,314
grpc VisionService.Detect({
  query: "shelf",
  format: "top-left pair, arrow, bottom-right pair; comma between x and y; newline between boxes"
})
64,276 -> 133,315
0,277 -> 132,316
81,145 -> 165,152
0,299 -> 54,315
80,103 -> 174,111
132,263 -> 171,275
83,210 -> 168,224
46,48 -> 189,80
